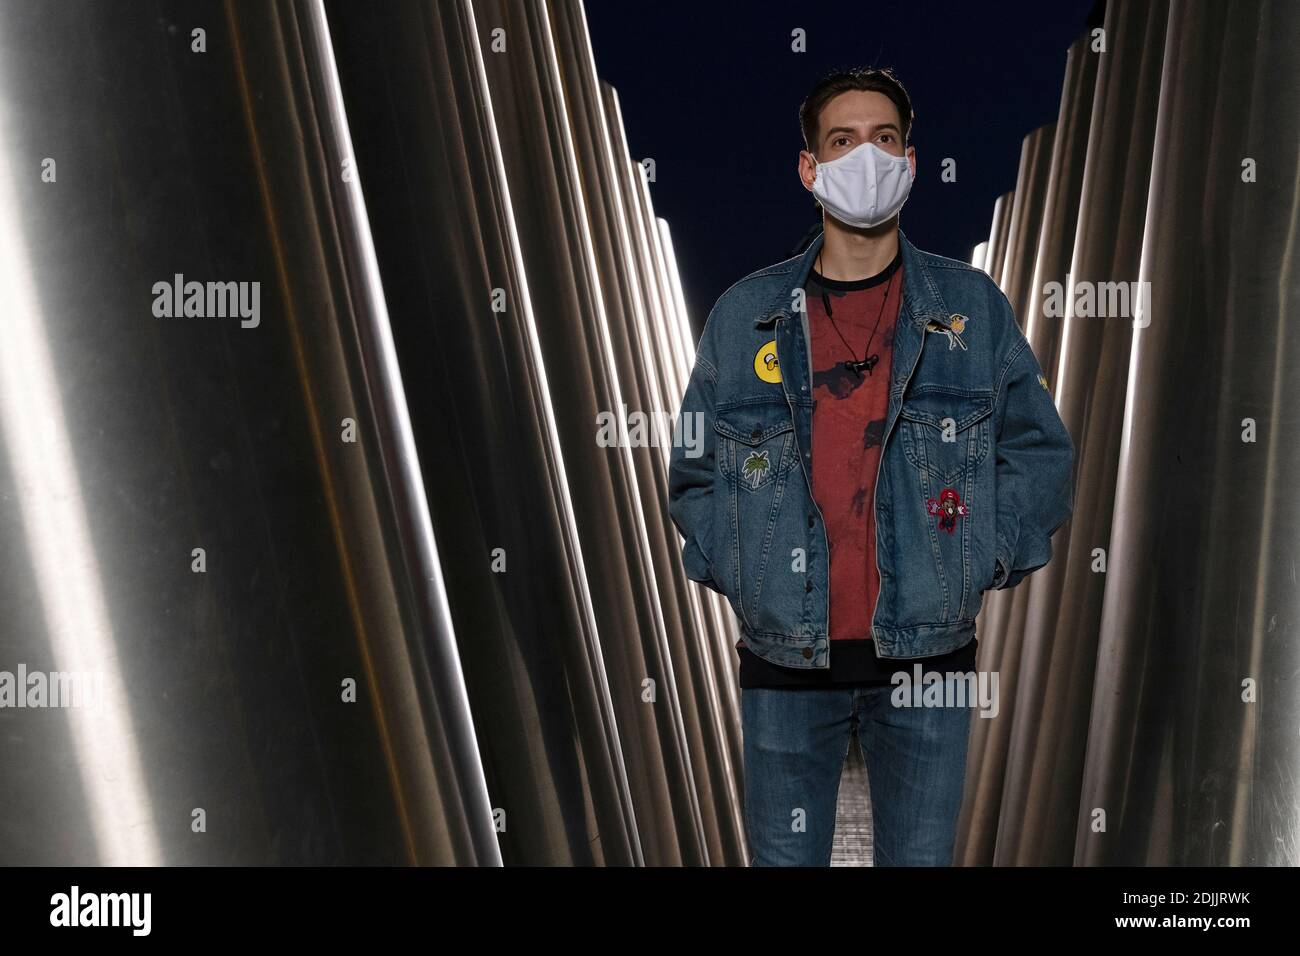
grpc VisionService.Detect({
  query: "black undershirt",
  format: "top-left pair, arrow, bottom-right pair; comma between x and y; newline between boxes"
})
737,636 -> 978,688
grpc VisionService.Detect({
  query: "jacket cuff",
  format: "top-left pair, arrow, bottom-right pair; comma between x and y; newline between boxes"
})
992,527 -> 1016,590
682,536 -> 720,592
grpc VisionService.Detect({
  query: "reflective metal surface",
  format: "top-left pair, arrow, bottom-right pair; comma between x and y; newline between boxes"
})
983,190 -> 1015,286
0,0 -> 495,865
1078,0 -> 1300,865
961,0 -> 1300,866
999,123 -> 1056,322
994,0 -> 1169,866
962,129 -> 1055,798
1,0 -> 735,866
448,0 -> 735,864
325,0 -> 643,866
960,33 -> 1099,867
583,58 -> 746,859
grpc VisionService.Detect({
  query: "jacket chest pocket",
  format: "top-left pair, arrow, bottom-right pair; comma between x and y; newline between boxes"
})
898,387 -> 993,484
715,411 -> 797,492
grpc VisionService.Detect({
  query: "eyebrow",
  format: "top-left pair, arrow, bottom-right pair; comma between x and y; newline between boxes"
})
824,122 -> 901,141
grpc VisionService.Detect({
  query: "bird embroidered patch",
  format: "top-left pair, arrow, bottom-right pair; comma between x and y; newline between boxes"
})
924,313 -> 969,351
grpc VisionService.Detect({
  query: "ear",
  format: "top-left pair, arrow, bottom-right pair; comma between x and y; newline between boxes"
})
798,149 -> 818,192
905,144 -> 917,179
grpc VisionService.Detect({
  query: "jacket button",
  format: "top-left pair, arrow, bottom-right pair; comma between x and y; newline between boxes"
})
802,648 -> 814,660
807,515 -> 814,528
751,428 -> 762,440
805,581 -> 812,592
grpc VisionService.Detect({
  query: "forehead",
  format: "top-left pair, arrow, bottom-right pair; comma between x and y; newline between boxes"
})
818,90 -> 901,133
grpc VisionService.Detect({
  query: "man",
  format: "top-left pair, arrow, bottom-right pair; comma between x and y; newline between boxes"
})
667,67 -> 1074,866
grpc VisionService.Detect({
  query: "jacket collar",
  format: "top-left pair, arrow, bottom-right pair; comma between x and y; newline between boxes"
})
754,227 -> 954,329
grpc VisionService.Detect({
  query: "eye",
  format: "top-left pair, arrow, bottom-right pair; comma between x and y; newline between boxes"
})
832,135 -> 851,148
878,133 -> 895,144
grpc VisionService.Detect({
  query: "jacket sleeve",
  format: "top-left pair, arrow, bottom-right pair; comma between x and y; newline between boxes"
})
990,329 -> 1075,590
667,315 -> 724,594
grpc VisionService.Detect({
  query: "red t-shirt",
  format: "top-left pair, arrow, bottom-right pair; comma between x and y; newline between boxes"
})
806,255 -> 903,641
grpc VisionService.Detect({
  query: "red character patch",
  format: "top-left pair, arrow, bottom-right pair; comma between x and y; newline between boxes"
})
926,488 -> 969,533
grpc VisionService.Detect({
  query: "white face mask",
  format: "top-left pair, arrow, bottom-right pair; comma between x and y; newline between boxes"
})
810,141 -> 914,229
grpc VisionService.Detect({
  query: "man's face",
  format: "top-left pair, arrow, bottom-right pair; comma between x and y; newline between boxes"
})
799,90 -> 916,193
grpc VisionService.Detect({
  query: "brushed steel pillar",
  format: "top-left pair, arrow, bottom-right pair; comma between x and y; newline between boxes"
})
999,124 -> 1057,322
960,31 -> 1099,866
324,0 -> 640,865
1078,0 -> 1300,865
547,3 -> 745,853
984,190 -> 1016,284
0,0 -> 496,865
992,0 -> 1169,865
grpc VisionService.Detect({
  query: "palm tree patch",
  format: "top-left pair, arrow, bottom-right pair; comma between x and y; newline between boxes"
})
742,449 -> 771,489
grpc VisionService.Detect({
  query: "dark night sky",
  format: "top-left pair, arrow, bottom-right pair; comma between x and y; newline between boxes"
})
585,0 -> 1100,332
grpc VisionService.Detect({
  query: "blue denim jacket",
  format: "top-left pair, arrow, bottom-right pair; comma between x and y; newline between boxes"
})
668,229 -> 1074,669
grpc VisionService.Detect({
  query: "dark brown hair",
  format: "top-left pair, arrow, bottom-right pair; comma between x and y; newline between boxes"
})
799,67 -> 915,155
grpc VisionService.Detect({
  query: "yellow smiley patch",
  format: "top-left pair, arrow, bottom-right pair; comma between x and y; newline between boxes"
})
754,339 -> 781,383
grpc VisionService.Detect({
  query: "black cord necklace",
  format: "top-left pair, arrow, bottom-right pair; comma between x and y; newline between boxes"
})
816,251 -> 895,378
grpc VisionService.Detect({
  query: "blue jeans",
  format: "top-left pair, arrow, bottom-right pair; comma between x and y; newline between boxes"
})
741,681 -> 973,866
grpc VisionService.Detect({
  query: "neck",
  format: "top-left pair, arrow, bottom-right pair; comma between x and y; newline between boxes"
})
816,215 -> 900,281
